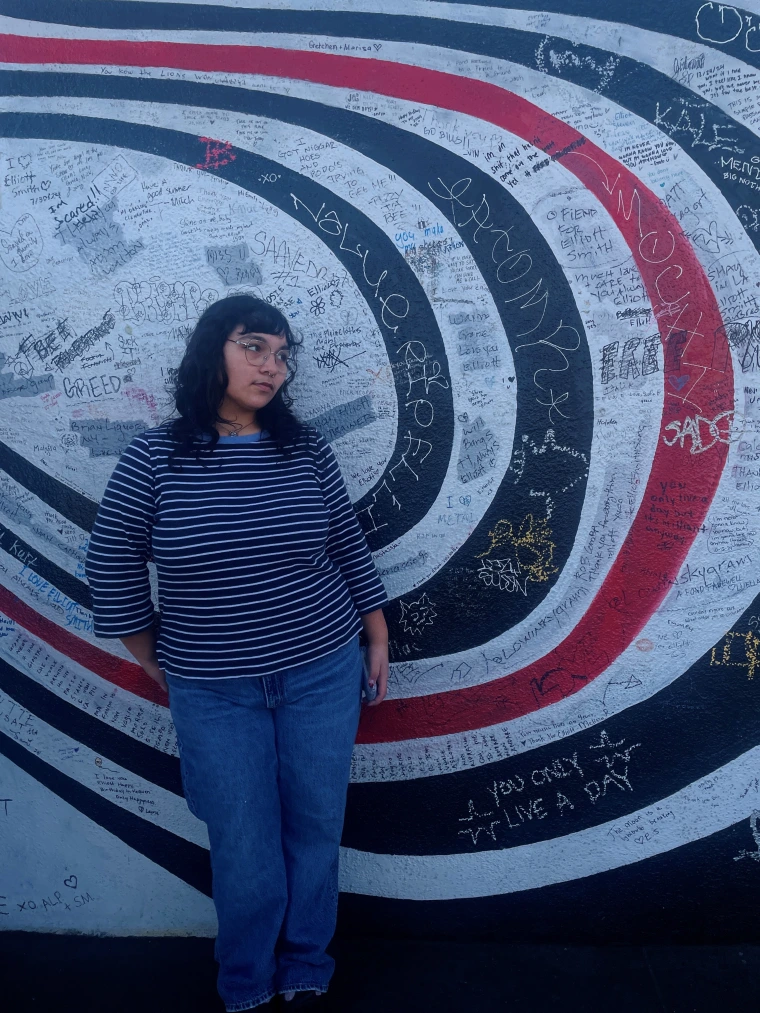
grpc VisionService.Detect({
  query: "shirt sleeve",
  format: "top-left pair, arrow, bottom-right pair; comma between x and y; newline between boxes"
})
313,430 -> 388,616
84,433 -> 156,638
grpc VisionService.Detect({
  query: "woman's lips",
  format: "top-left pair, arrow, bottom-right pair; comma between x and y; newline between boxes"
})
252,381 -> 274,391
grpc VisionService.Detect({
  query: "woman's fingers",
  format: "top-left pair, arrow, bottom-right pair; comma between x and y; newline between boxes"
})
143,661 -> 168,693
367,659 -> 389,706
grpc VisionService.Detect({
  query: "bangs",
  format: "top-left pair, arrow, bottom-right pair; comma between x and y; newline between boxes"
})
236,303 -> 295,346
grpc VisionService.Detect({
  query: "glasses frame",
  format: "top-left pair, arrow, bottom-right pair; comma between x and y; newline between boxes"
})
227,336 -> 293,373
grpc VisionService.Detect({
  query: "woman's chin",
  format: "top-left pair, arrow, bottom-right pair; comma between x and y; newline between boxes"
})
228,392 -> 275,413
250,393 -> 275,410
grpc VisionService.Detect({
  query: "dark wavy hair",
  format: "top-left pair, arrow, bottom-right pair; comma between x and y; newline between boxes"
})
167,294 -> 303,465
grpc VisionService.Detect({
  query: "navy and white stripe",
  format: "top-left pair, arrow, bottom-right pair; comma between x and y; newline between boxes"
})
85,425 -> 388,678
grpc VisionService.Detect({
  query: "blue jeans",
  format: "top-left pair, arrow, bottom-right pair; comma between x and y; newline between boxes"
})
166,637 -> 363,1011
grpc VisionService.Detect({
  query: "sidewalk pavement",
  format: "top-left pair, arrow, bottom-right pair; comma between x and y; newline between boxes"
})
2,932 -> 759,1012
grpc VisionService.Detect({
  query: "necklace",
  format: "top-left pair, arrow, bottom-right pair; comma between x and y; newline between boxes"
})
220,420 -> 257,437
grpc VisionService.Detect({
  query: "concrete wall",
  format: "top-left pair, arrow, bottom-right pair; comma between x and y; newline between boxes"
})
1,1 -> 759,939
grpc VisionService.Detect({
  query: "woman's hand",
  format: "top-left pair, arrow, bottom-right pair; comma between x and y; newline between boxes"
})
365,640 -> 389,706
360,609 -> 389,706
120,627 -> 167,693
141,657 -> 168,693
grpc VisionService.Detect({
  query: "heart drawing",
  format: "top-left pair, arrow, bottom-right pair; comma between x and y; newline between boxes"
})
0,213 -> 43,273
668,374 -> 691,392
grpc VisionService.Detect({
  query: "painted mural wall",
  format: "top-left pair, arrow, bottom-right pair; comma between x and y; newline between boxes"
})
1,1 -> 759,939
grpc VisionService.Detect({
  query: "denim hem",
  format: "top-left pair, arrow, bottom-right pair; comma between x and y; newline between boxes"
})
278,982 -> 329,995
225,987 -> 276,1011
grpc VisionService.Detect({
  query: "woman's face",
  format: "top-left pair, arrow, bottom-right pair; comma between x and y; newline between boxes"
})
220,323 -> 290,416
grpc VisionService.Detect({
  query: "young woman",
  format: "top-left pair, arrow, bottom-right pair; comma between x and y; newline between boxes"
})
85,295 -> 389,1011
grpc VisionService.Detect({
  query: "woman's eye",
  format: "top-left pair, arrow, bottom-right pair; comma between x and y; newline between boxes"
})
277,353 -> 291,363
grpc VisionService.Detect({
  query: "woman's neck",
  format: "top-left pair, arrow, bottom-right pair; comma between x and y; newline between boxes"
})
215,404 -> 260,437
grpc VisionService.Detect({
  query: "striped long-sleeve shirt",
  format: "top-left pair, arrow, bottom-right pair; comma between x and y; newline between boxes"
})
84,425 -> 388,679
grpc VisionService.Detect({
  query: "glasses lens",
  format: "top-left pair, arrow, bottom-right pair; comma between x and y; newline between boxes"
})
242,342 -> 267,366
240,340 -> 292,371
